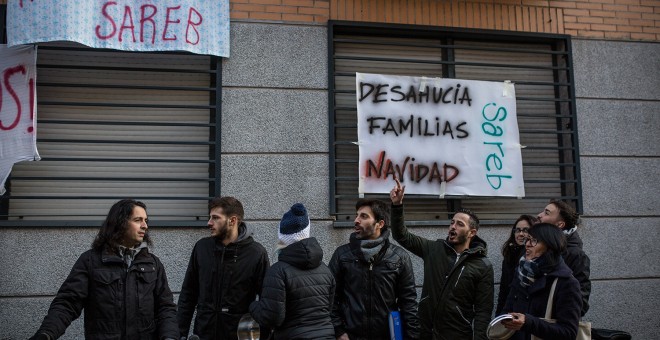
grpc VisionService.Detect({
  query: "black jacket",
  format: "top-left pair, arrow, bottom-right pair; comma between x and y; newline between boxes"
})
503,257 -> 582,340
249,237 -> 335,340
177,223 -> 269,340
328,229 -> 420,340
496,243 -> 524,315
391,204 -> 493,340
33,247 -> 178,340
563,230 -> 591,316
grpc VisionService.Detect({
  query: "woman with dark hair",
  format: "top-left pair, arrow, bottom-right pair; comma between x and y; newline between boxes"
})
501,223 -> 582,340
30,199 -> 178,340
495,215 -> 538,315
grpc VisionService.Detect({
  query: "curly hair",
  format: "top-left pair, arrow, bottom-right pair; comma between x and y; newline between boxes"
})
549,199 -> 579,228
92,199 -> 150,252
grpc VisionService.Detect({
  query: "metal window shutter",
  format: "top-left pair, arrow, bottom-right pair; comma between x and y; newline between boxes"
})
332,32 -> 577,224
8,44 -> 213,221
452,40 -> 568,220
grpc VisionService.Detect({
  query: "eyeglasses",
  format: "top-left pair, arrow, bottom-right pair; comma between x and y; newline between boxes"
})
524,237 -> 539,246
514,228 -> 529,234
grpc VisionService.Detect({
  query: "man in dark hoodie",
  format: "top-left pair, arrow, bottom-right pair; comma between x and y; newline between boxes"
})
177,197 -> 269,340
537,199 -> 591,316
249,203 -> 335,340
389,178 -> 493,340
329,198 -> 420,340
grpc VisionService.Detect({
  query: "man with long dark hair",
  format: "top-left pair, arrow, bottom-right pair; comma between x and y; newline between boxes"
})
30,199 -> 178,340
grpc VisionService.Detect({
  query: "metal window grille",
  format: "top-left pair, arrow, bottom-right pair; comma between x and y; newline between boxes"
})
1,5 -> 220,226
328,21 -> 582,227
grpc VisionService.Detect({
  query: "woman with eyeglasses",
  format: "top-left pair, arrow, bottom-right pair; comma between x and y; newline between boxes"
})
495,215 -> 538,315
500,223 -> 582,340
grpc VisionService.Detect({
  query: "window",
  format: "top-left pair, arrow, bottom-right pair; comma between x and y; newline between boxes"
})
328,21 -> 581,226
0,5 -> 221,226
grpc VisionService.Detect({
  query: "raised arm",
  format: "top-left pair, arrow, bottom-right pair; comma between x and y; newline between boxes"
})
390,177 -> 430,257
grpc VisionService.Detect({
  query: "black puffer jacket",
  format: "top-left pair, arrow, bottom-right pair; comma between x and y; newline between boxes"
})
34,247 -> 178,340
503,256 -> 582,340
563,230 -> 591,316
177,223 -> 269,340
329,229 -> 420,340
249,237 -> 335,340
391,204 -> 493,340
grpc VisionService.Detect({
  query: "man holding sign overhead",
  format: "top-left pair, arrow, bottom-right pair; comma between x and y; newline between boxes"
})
390,177 -> 494,340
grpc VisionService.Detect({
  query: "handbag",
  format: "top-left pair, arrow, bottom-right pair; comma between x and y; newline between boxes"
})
531,278 -> 591,340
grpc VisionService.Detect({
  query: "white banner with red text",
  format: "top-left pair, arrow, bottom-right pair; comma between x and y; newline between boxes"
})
0,44 -> 40,195
356,72 -> 525,197
7,0 -> 229,57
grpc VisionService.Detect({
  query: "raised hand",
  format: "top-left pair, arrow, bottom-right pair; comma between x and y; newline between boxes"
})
390,175 -> 406,205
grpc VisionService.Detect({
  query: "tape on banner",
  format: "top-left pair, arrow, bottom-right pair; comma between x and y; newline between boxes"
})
419,77 -> 429,92
516,186 -> 525,199
358,176 -> 365,198
439,181 -> 447,199
352,141 -> 362,145
503,80 -> 515,98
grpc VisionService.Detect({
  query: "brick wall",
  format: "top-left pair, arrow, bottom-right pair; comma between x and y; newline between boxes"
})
230,0 -> 330,23
231,0 -> 660,42
1,0 -> 656,41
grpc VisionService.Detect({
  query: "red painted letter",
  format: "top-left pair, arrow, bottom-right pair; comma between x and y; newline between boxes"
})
140,4 -> 157,44
0,66 -> 27,131
163,6 -> 181,41
119,5 -> 136,43
96,2 -> 118,40
185,7 -> 203,45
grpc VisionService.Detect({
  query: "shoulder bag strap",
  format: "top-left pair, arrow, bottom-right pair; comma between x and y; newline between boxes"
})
544,278 -> 559,318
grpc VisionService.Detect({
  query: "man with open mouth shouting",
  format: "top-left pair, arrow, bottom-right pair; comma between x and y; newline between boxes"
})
390,177 -> 494,340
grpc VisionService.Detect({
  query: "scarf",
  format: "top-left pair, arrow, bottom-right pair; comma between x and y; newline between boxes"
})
517,255 -> 542,288
117,242 -> 147,270
350,229 -> 390,263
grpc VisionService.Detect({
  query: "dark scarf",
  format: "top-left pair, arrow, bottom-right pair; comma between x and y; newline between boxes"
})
517,255 -> 541,288
350,229 -> 390,263
517,252 -> 556,287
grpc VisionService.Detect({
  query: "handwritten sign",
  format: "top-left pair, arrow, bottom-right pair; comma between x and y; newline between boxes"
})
7,0 -> 229,57
0,44 -> 40,195
357,73 -> 524,197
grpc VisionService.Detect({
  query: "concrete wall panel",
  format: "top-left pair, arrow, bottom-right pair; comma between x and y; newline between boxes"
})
579,217 -> 660,279
577,99 -> 660,157
221,88 -> 328,153
573,40 -> 660,100
220,154 -> 329,220
580,157 -> 659,216
587,279 -> 659,339
222,23 -> 327,89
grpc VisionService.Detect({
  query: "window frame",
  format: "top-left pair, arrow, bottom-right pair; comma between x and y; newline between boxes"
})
327,20 -> 583,227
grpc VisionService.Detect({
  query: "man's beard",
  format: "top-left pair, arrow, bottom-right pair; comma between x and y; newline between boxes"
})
448,231 -> 468,246
215,221 -> 230,241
